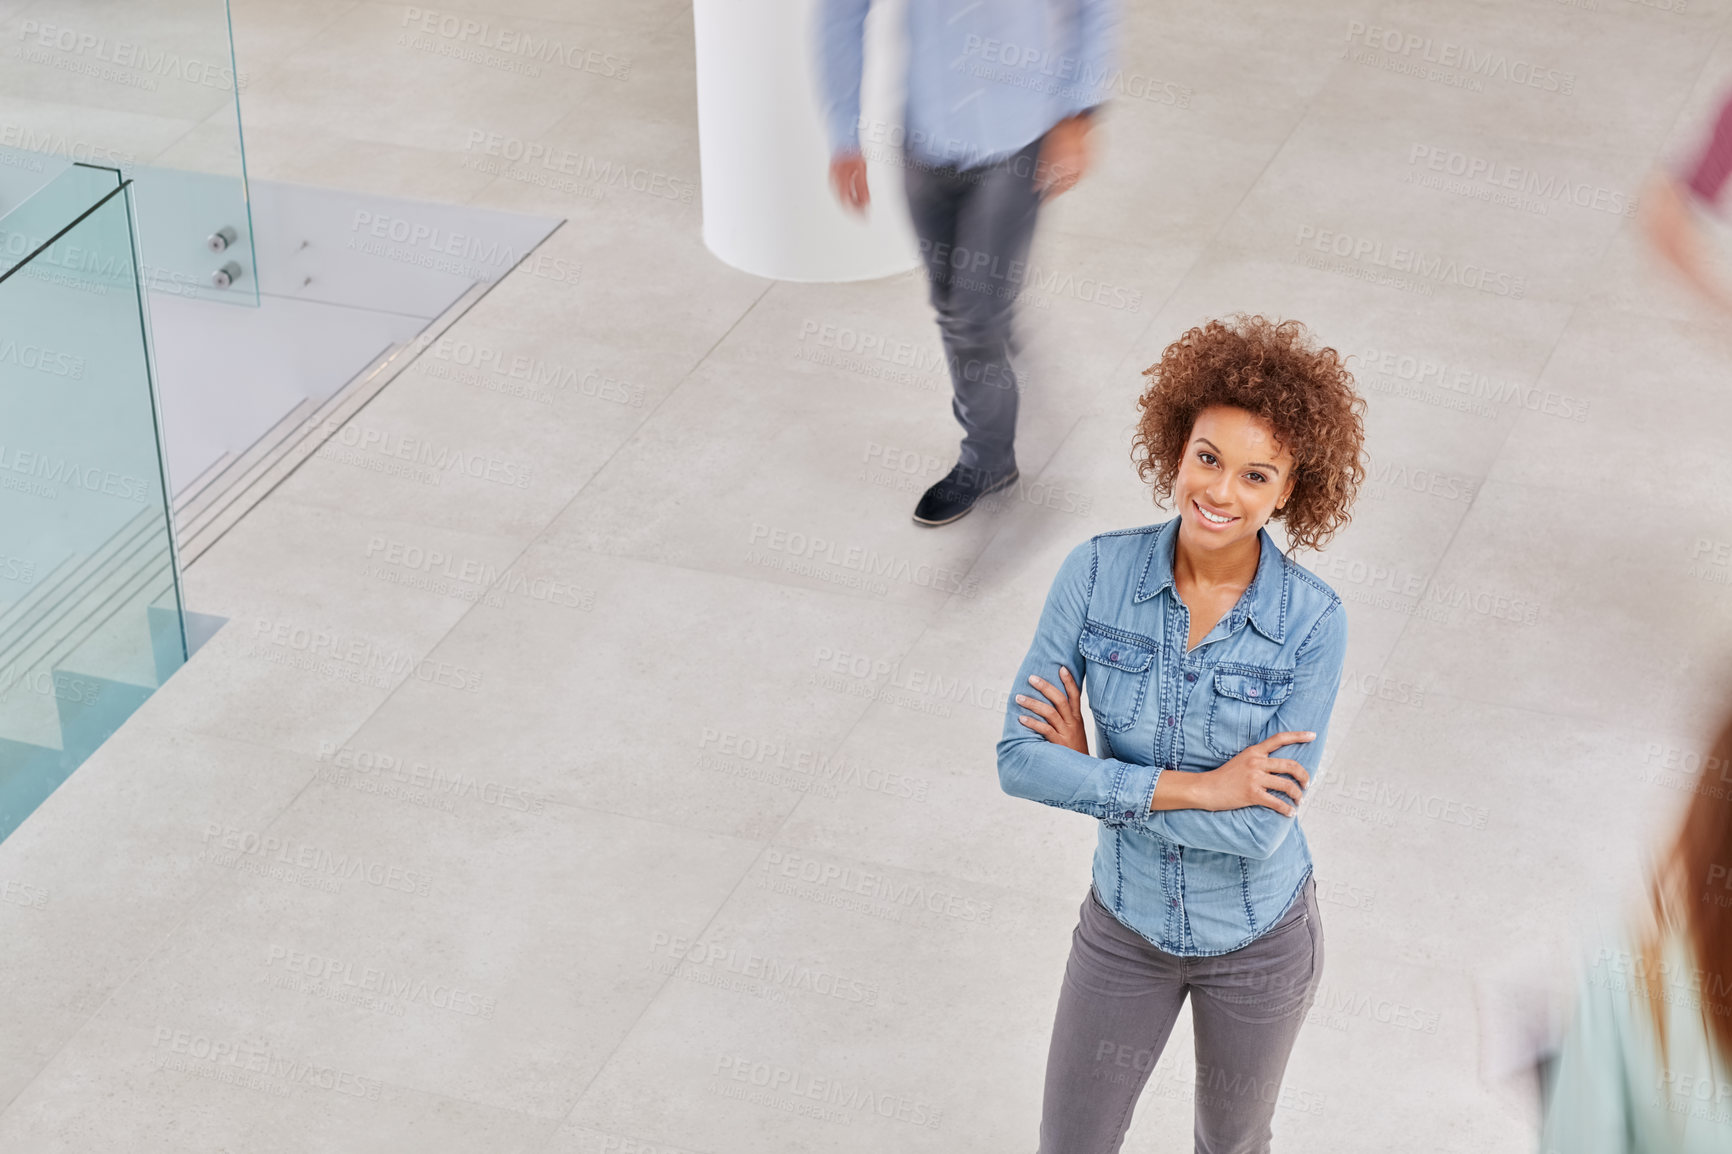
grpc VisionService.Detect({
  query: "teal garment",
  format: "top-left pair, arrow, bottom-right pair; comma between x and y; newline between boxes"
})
1541,929 -> 1732,1153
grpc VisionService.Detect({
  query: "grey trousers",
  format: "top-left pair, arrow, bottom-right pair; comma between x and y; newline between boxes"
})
901,135 -> 1045,483
1037,877 -> 1323,1154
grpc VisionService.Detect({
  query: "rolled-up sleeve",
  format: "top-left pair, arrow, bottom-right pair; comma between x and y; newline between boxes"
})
814,0 -> 872,156
996,540 -> 1164,827
1129,601 -> 1347,859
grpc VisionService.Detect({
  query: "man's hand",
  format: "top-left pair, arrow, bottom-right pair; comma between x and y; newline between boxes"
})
1184,731 -> 1315,816
1015,666 -> 1090,756
830,151 -> 870,214
1035,114 -> 1093,200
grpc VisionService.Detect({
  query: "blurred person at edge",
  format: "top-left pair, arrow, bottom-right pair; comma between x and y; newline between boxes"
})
1538,709 -> 1732,1153
815,0 -> 1120,527
1644,92 -> 1732,314
999,316 -> 1367,1153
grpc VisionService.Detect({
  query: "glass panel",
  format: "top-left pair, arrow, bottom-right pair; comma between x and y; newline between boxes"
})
0,161 -> 127,277
0,165 -> 189,842
0,0 -> 258,304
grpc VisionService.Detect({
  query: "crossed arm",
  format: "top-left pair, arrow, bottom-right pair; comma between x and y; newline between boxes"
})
995,541 -> 1347,859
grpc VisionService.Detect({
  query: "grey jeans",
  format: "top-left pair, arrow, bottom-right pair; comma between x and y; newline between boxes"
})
1038,877 -> 1323,1154
901,135 -> 1045,483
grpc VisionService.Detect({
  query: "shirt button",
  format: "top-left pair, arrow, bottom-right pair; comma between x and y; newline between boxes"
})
1169,899 -> 1178,908
1109,650 -> 1119,661
1121,811 -> 1133,819
1167,717 -> 1175,726
1185,672 -> 1196,682
1248,686 -> 1260,697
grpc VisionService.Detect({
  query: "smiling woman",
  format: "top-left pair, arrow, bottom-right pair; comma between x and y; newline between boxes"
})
997,313 -> 1367,1153
1133,313 -> 1366,555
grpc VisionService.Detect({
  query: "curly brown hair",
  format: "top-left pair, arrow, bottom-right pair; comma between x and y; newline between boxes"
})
1130,314 -> 1366,552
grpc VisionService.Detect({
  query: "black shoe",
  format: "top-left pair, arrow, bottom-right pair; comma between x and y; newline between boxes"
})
912,462 -> 1019,527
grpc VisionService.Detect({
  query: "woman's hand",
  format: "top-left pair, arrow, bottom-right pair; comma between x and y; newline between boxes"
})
1015,667 -> 1090,755
1186,731 -> 1315,815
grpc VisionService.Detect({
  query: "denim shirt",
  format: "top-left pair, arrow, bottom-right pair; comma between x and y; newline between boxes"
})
997,516 -> 1348,956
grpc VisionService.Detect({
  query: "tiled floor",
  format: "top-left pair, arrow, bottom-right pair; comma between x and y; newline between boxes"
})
5,1 -> 1732,1150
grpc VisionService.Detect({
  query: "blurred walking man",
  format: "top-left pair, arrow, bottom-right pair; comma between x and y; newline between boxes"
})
817,0 -> 1120,526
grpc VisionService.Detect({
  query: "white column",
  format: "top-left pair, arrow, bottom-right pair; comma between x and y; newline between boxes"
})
692,0 -> 919,282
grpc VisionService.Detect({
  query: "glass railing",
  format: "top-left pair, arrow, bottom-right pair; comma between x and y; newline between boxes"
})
0,163 -> 189,841
0,1 -> 257,304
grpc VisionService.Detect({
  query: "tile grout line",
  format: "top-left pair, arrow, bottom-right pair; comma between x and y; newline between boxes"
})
522,21 -> 1393,1136
0,268 -> 775,1127
1309,8 -> 1732,882
1345,11 -> 1732,713
523,58 -> 1343,1136
188,271 -> 778,854
13,0 -> 1717,1132
945,1 -> 1356,605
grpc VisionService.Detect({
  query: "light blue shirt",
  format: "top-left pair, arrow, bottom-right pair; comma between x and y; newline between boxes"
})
1541,928 -> 1732,1154
997,517 -> 1349,956
815,0 -> 1120,169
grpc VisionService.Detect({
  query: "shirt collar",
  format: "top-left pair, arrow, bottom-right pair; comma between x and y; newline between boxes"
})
1135,516 -> 1288,644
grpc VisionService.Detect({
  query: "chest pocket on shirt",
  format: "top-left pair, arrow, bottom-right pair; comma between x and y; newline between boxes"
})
1078,624 -> 1156,733
1206,664 -> 1295,758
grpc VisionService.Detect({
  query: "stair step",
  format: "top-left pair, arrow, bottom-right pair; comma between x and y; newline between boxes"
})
173,395 -> 322,535
175,278 -> 495,567
173,449 -> 237,515
0,505 -> 178,748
